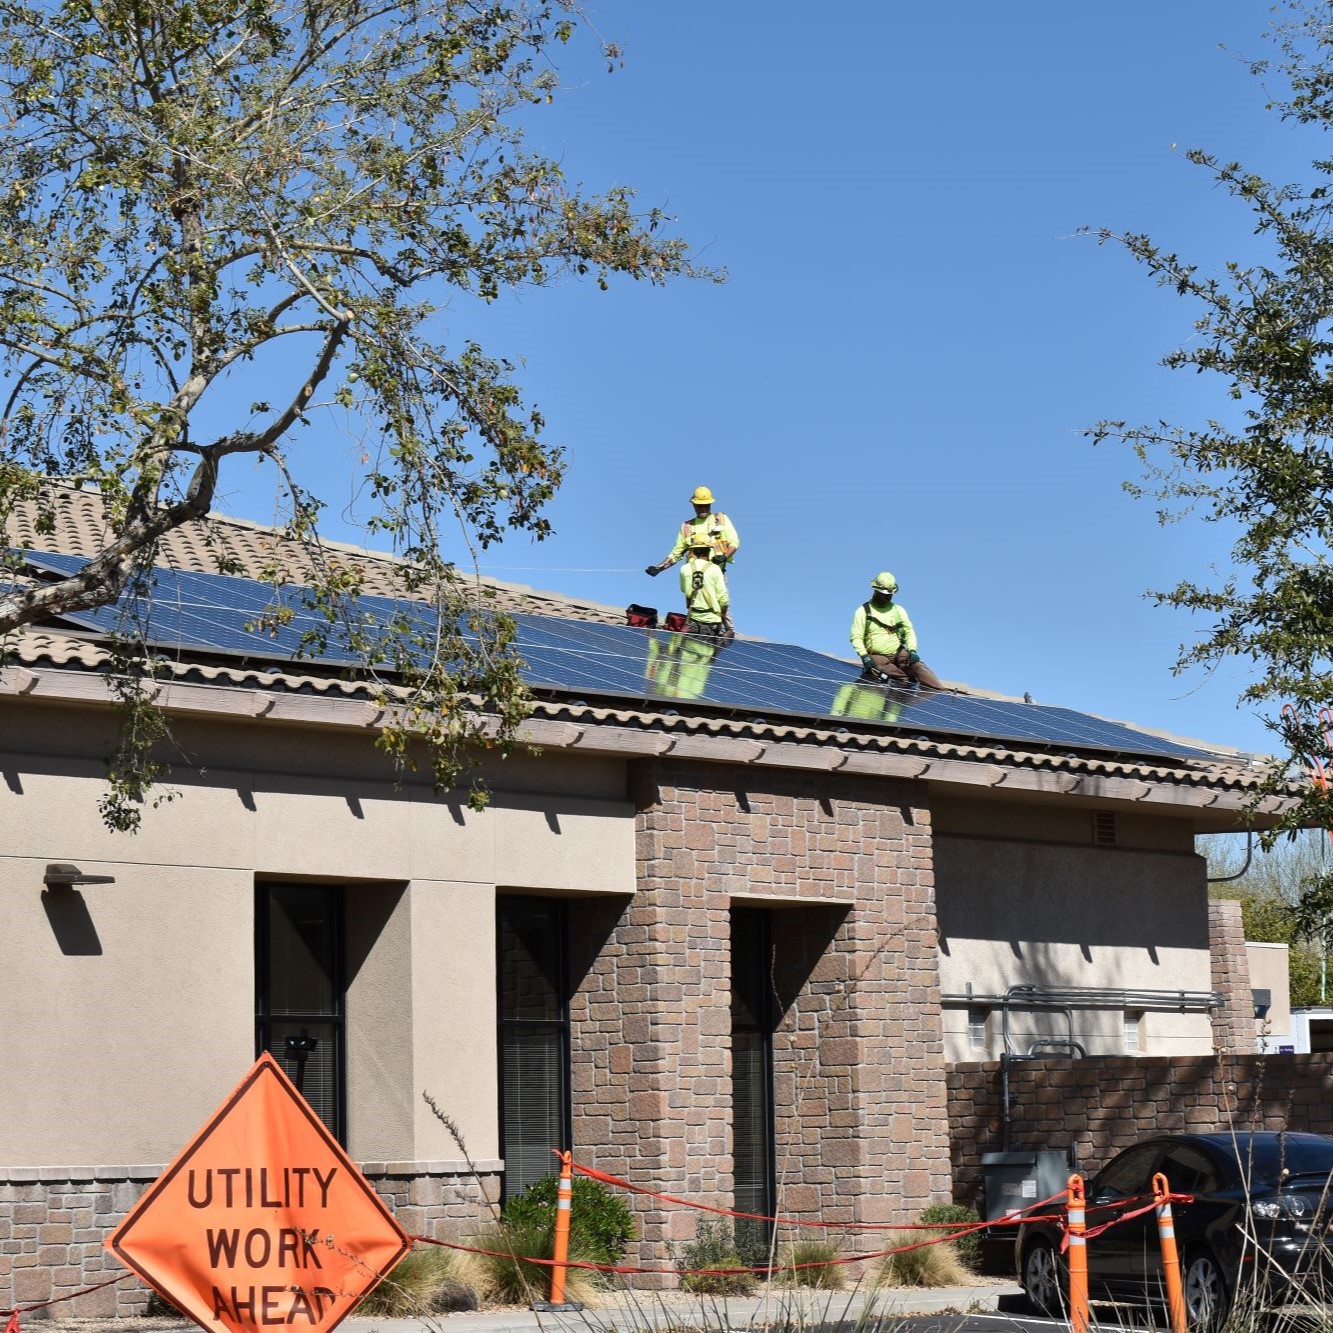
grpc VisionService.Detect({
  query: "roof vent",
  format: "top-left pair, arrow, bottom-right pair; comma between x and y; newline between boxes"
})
1092,811 -> 1117,847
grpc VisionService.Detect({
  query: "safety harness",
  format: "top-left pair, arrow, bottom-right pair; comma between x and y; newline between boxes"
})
681,513 -> 732,554
861,601 -> 905,654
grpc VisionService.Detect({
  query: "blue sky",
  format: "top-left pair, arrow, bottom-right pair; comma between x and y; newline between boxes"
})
216,1 -> 1317,758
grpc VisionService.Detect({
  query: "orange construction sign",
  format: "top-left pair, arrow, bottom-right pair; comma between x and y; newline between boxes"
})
106,1053 -> 410,1333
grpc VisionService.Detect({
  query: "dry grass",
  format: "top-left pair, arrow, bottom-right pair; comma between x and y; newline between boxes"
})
781,1238 -> 847,1290
876,1233 -> 968,1288
353,1244 -> 478,1316
467,1220 -> 601,1307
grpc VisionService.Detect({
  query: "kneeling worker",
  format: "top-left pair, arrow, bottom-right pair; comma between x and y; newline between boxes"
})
850,572 -> 943,690
681,532 -> 733,637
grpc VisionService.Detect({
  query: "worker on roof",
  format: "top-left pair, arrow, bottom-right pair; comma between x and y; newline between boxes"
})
850,572 -> 944,691
680,531 -> 733,638
645,485 -> 739,576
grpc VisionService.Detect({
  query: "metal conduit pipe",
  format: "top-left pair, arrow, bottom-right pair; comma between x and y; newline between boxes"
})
955,985 -> 1221,1153
1207,829 -> 1255,883
941,984 -> 1222,1014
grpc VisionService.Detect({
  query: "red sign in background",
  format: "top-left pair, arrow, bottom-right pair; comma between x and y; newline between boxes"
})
107,1054 -> 409,1333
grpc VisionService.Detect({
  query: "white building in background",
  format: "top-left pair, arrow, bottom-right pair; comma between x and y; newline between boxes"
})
1290,1007 -> 1333,1053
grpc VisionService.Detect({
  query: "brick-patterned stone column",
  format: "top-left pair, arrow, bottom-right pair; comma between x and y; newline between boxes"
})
1209,899 -> 1255,1054
569,760 -> 951,1280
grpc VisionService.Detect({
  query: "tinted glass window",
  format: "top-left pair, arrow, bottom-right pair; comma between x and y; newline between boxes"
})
731,907 -> 776,1256
1160,1145 -> 1220,1196
1095,1145 -> 1161,1199
497,896 -> 570,1202
255,883 -> 344,1140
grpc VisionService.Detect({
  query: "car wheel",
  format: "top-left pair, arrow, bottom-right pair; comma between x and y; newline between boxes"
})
1021,1238 -> 1064,1316
1183,1248 -> 1230,1332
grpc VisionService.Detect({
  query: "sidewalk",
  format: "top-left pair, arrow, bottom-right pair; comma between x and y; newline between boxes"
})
337,1283 -> 1024,1333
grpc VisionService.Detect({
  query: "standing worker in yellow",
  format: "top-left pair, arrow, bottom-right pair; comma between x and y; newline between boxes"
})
680,532 -> 734,638
850,572 -> 944,690
645,486 -> 740,576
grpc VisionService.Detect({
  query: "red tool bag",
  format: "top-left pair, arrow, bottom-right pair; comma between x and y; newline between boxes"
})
663,611 -> 688,632
625,604 -> 658,628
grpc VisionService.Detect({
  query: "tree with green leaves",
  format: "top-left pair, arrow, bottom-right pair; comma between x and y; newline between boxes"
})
1089,3 -> 1333,844
0,0 -> 708,829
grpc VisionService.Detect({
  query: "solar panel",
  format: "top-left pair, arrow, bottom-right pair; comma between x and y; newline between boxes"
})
10,550 -> 1217,762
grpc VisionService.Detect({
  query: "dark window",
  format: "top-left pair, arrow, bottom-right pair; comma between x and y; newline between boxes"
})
1159,1145 -> 1219,1196
1094,1145 -> 1161,1200
255,883 -> 346,1140
731,907 -> 776,1256
497,896 -> 571,1203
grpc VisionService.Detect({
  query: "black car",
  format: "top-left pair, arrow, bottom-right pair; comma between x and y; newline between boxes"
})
1017,1132 -> 1333,1327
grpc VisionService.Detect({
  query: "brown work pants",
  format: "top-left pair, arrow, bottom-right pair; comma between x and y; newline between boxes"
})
869,650 -> 944,691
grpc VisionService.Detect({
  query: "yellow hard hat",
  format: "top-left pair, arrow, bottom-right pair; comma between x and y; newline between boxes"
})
870,571 -> 898,594
687,529 -> 713,550
690,486 -> 715,505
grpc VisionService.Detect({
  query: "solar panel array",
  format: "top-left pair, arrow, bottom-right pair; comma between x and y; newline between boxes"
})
10,550 -> 1216,762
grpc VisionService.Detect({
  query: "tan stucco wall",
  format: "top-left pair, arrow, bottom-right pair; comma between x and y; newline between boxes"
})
0,856 -> 254,1164
933,792 -> 1197,853
1246,941 -> 1291,1043
0,702 -> 633,1169
934,831 -> 1213,1062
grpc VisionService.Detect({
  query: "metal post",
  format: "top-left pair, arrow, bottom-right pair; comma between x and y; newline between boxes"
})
1153,1172 -> 1187,1333
1067,1173 -> 1089,1333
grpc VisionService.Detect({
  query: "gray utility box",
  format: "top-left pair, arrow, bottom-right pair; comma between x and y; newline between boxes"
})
981,1150 -> 1072,1223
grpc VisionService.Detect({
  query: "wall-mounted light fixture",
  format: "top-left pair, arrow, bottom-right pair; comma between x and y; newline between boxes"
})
43,863 -> 116,888
1252,988 -> 1272,1020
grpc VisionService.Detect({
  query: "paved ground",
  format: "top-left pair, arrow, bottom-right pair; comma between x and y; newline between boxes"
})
29,1284 -> 1028,1333
335,1283 -> 1028,1333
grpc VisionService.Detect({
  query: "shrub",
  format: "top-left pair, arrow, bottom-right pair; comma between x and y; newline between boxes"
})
918,1203 -> 981,1270
677,1218 -> 759,1296
468,1219 -> 599,1307
781,1238 -> 846,1290
877,1231 -> 968,1288
501,1174 -> 637,1268
354,1245 -> 477,1316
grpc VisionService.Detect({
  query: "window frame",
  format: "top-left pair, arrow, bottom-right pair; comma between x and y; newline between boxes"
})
496,894 -> 572,1205
254,881 -> 348,1143
731,905 -> 777,1248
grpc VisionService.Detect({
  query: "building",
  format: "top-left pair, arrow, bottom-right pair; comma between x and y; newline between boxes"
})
1246,939 -> 1292,1050
0,490 -> 1286,1313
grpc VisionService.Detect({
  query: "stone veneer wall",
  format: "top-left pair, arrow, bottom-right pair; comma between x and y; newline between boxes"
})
0,1166 -> 499,1317
1209,898 -> 1257,1055
568,760 -> 951,1277
947,1053 -> 1333,1206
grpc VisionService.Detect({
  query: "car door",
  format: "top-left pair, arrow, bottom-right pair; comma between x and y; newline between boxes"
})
1151,1143 -> 1223,1294
1087,1143 -> 1165,1298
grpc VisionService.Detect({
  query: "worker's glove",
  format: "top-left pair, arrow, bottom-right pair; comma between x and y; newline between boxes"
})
711,554 -> 728,567
907,650 -> 921,666
645,564 -> 661,577
861,655 -> 876,672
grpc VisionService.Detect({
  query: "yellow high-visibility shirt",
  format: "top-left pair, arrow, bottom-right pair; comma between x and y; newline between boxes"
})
664,511 -> 740,566
849,601 -> 918,658
679,556 -> 729,623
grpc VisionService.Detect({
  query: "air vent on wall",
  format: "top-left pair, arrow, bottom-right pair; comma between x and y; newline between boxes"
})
1093,811 -> 1117,846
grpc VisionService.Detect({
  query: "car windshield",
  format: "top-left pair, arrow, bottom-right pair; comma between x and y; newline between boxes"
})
1214,1135 -> 1333,1185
